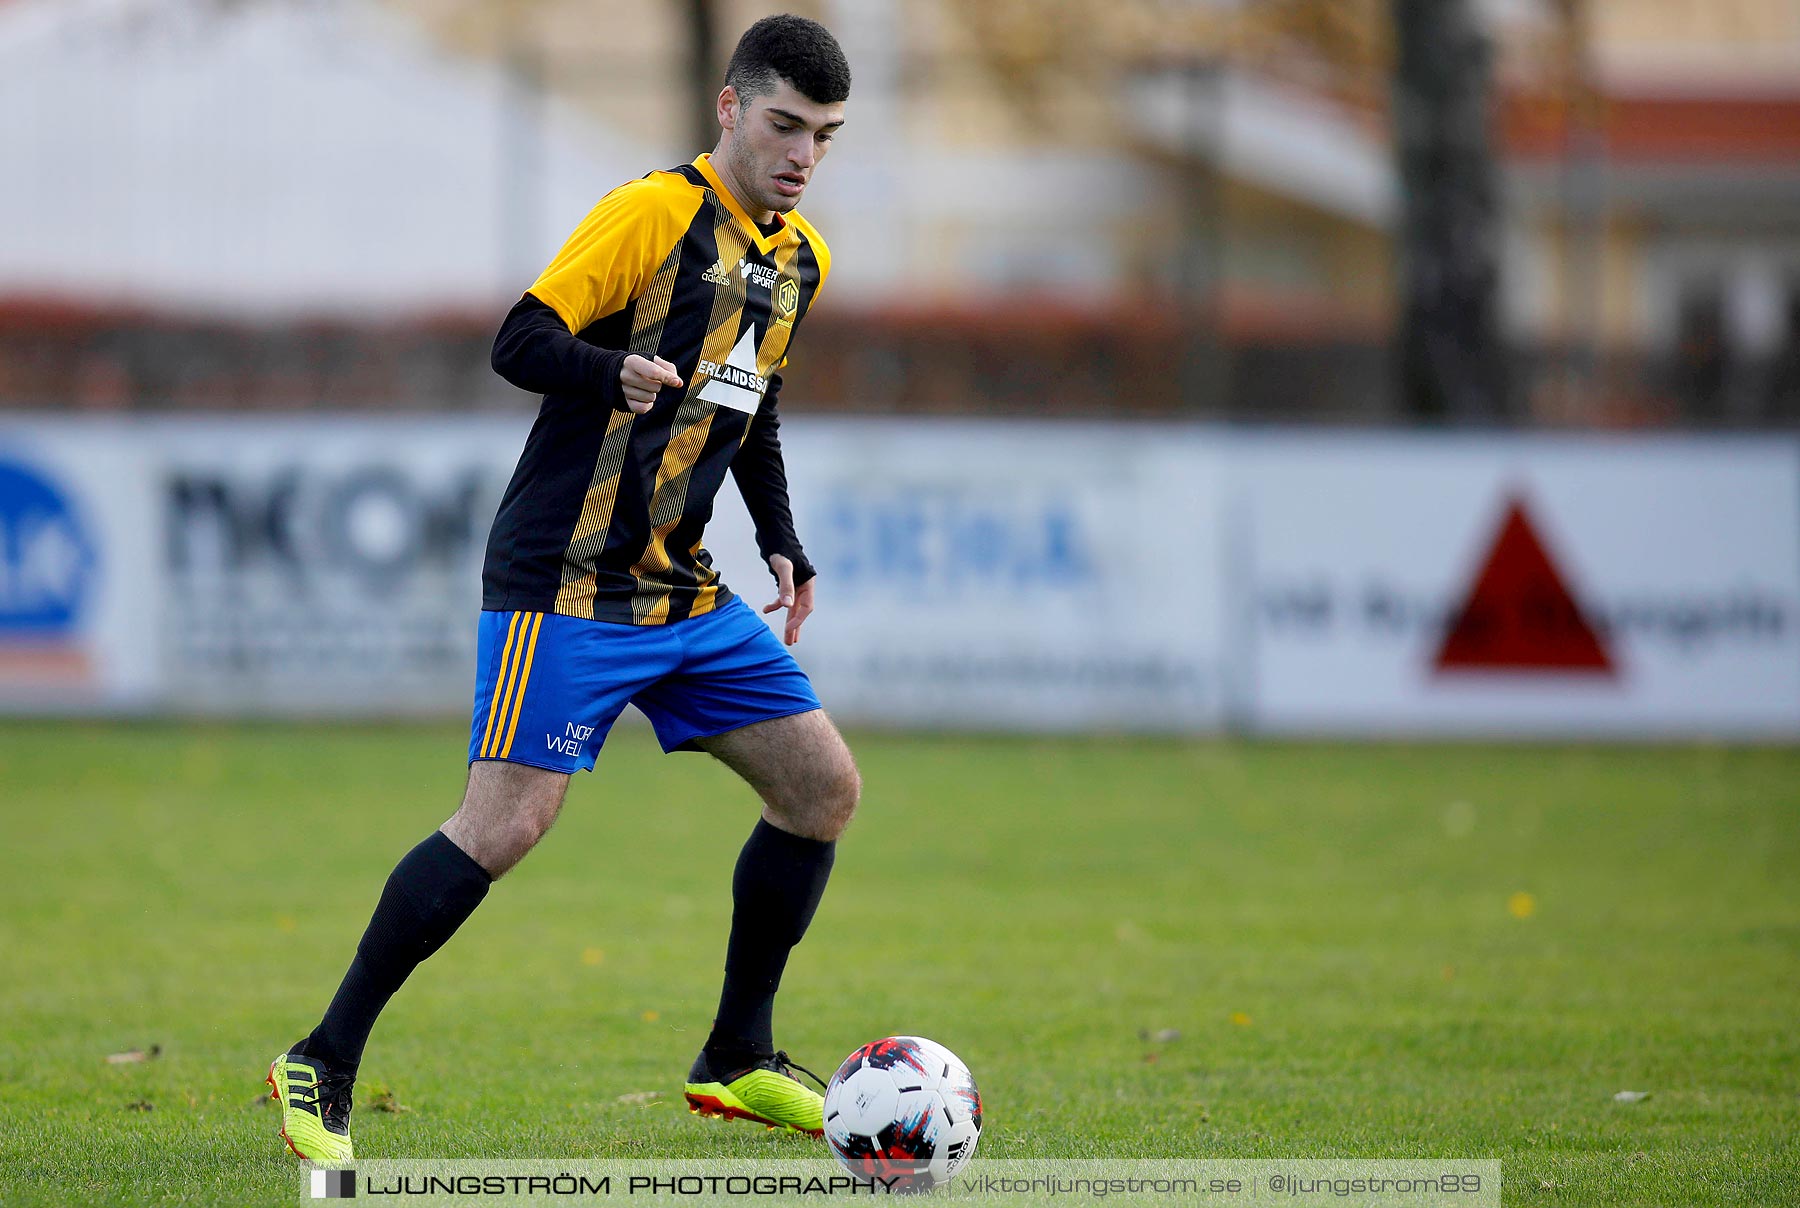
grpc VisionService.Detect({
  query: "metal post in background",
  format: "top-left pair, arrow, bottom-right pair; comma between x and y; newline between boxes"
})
686,0 -> 719,156
1392,0 -> 1507,422
1181,56 -> 1229,417
1553,0 -> 1606,425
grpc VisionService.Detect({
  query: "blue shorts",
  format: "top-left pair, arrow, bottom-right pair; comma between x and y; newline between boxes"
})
467,595 -> 822,772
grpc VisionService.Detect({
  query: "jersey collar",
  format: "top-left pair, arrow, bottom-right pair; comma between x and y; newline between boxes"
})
694,153 -> 788,256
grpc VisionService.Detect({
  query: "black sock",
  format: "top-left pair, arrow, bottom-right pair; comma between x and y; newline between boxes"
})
294,831 -> 492,1078
705,819 -> 836,1069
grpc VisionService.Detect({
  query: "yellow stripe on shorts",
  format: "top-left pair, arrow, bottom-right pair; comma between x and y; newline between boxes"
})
500,612 -> 544,759
480,612 -> 524,759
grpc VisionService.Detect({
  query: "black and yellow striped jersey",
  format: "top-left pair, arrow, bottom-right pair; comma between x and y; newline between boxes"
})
483,153 -> 830,626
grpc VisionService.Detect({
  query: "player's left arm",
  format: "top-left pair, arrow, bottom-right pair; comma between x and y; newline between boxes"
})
731,374 -> 815,646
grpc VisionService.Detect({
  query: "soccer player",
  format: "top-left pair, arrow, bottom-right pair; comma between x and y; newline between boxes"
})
267,15 -> 855,1160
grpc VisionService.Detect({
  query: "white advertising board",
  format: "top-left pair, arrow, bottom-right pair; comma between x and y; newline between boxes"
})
1,415 -> 1794,738
153,417 -> 518,714
0,420 -> 161,710
1235,434 -> 1800,736
147,415 -> 1231,728
707,420 -> 1231,730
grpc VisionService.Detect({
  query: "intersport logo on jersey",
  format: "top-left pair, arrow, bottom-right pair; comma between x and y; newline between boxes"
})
1242,438 -> 1800,736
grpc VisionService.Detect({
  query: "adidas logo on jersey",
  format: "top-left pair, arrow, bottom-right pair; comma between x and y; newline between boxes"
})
702,259 -> 735,286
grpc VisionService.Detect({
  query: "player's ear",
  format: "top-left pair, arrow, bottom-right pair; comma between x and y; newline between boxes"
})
717,85 -> 740,132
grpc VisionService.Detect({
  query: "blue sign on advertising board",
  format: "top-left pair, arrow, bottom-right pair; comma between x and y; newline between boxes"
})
0,454 -> 98,681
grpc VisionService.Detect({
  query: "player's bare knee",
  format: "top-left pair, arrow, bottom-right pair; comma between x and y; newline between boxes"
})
509,790 -> 564,853
760,767 -> 852,841
440,813 -> 506,878
830,759 -> 861,828
510,803 -> 557,850
805,754 -> 860,840
456,813 -> 549,879
447,762 -> 567,878
493,834 -> 535,876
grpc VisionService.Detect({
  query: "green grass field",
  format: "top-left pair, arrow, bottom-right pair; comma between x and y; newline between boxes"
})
0,722 -> 1795,1206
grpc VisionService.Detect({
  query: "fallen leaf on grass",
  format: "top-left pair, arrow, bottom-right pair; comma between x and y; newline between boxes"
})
1612,1090 -> 1650,1103
367,1085 -> 409,1114
106,1046 -> 162,1065
1229,1012 -> 1253,1027
126,1100 -> 154,1111
1141,1053 -> 1159,1064
615,1091 -> 662,1106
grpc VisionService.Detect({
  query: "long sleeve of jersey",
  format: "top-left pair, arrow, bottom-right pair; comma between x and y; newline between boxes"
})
490,295 -> 631,410
730,374 -> 817,587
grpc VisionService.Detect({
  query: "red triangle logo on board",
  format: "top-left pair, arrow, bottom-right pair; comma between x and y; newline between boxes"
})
1433,495 -> 1616,676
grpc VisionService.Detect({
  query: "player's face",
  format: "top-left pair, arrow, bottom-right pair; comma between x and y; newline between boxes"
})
717,79 -> 845,219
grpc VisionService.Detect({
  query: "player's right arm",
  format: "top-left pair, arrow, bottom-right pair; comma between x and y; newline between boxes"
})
489,175 -> 698,412
490,299 -> 680,414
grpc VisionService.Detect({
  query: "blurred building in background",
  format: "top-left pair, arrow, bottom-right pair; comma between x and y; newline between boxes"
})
1,0 -> 1798,424
1497,0 -> 1800,427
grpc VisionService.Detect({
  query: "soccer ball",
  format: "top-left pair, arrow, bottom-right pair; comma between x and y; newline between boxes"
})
822,1036 -> 982,1191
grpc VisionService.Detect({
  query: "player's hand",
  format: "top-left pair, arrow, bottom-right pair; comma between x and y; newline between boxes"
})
619,354 -> 682,414
763,554 -> 814,646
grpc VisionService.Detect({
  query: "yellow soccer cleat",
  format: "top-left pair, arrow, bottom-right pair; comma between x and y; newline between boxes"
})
684,1049 -> 826,1137
267,1052 -> 354,1162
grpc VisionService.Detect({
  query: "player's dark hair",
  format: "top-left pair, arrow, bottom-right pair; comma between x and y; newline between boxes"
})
725,14 -> 851,106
